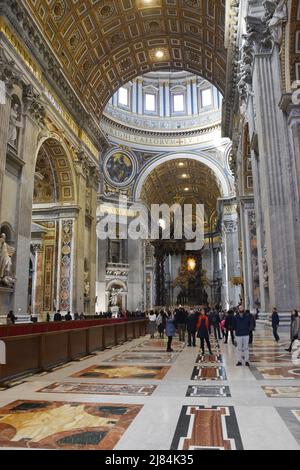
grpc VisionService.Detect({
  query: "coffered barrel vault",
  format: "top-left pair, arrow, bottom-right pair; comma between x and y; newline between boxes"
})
24,0 -> 227,118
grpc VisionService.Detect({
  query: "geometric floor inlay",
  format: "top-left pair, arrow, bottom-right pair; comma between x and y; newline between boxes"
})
38,382 -> 157,396
262,386 -> 300,398
186,385 -> 231,397
170,406 -> 243,450
251,366 -> 300,380
249,354 -> 293,364
105,353 -> 177,364
0,400 -> 142,450
191,366 -> 227,381
134,340 -> 185,352
72,365 -> 170,380
195,354 -> 223,364
276,408 -> 300,446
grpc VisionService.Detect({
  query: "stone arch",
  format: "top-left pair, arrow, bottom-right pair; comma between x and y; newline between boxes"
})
25,0 -> 227,118
0,222 -> 15,245
34,136 -> 76,204
133,151 -> 234,202
106,279 -> 128,293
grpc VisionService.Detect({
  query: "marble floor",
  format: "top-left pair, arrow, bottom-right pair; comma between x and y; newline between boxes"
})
0,325 -> 300,450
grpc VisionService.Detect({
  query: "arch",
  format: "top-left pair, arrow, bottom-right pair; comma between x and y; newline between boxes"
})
106,279 -> 128,293
34,136 -> 77,204
0,222 -> 15,244
133,152 -> 233,202
25,0 -> 227,118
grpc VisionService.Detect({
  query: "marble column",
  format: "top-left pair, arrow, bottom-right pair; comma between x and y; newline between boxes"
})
127,238 -> 144,311
165,81 -> 170,117
88,170 -> 99,315
240,197 -> 260,312
186,80 -> 192,116
159,79 -> 164,117
192,79 -> 198,115
31,243 -> 44,316
13,89 -> 45,313
281,100 -> 300,307
132,80 -> 137,114
219,200 -> 241,308
0,88 -> 12,221
137,78 -> 143,115
0,47 -> 21,222
73,156 -> 87,314
251,48 -> 300,311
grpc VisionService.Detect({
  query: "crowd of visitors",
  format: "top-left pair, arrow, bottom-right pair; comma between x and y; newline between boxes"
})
145,305 -> 300,366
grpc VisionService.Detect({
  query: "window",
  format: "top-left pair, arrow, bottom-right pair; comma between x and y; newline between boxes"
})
118,87 -> 129,106
201,88 -> 212,107
145,93 -> 156,112
173,94 -> 184,112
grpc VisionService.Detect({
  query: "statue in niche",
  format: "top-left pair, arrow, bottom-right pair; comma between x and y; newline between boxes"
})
8,102 -> 22,148
84,271 -> 90,298
109,287 -> 123,307
261,246 -> 269,288
0,233 -> 16,287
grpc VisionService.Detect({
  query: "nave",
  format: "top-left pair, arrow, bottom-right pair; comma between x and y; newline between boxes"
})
0,324 -> 299,451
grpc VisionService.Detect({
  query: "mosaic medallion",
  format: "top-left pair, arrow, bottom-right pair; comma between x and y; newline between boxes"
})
103,150 -> 136,187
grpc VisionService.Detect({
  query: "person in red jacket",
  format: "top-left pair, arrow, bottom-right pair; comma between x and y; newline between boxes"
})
197,309 -> 213,356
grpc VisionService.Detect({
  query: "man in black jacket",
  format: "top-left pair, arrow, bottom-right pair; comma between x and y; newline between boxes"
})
209,307 -> 222,340
186,309 -> 198,347
272,308 -> 280,342
174,306 -> 187,342
233,306 -> 251,366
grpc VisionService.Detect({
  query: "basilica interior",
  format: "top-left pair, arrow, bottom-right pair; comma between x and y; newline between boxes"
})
0,0 -> 300,452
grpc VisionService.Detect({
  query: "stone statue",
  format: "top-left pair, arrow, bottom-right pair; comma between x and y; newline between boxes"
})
0,233 -> 16,287
84,271 -> 90,297
268,0 -> 287,44
261,246 -> 269,288
8,102 -> 22,147
109,287 -> 123,306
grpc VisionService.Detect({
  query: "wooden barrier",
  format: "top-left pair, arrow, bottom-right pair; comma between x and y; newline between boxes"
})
0,320 -> 148,382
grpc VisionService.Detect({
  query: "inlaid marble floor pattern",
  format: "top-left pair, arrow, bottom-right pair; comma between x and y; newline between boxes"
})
0,326 -> 300,450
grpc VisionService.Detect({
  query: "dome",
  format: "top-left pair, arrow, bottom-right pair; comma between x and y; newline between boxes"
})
102,70 -> 222,136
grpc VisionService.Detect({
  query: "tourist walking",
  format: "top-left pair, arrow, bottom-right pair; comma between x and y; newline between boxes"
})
272,307 -> 280,342
248,310 -> 256,345
174,306 -> 187,342
224,310 -> 235,345
209,307 -> 222,340
285,310 -> 300,353
148,310 -> 157,339
156,310 -> 166,339
197,308 -> 213,356
165,311 -> 176,352
186,309 -> 198,347
233,306 -> 251,366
